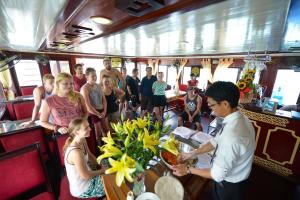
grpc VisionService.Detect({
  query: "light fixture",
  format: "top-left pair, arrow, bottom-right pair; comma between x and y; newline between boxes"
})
90,16 -> 113,25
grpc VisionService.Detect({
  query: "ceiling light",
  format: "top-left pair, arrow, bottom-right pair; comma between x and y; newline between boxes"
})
90,16 -> 113,25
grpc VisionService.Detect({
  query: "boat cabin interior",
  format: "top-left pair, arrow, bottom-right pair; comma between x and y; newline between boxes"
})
0,0 -> 300,199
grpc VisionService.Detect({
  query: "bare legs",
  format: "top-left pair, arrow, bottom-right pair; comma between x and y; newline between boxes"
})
154,106 -> 164,124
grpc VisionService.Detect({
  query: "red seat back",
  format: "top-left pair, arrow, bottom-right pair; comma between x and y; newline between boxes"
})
53,134 -> 69,167
53,132 -> 97,168
20,85 -> 36,96
13,100 -> 35,120
6,102 -> 16,120
0,128 -> 50,160
179,84 -> 187,91
0,143 -> 52,199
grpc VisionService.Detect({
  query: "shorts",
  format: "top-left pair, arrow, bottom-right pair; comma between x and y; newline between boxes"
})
141,95 -> 153,111
153,95 -> 167,107
89,109 -> 105,124
180,111 -> 201,123
130,94 -> 140,107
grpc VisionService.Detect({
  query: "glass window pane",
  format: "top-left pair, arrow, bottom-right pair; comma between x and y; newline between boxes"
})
126,62 -> 135,76
272,69 -> 300,105
158,65 -> 167,81
50,60 -> 70,76
15,60 -> 42,86
214,68 -> 239,83
140,64 -> 147,80
183,67 -> 191,85
167,66 -> 177,88
59,61 -> 70,74
198,68 -> 209,90
75,58 -> 104,83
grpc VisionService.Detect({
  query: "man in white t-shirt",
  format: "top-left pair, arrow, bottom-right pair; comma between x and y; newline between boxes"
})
171,81 -> 256,200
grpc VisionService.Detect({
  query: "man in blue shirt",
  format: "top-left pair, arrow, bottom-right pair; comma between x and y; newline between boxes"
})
140,67 -> 157,117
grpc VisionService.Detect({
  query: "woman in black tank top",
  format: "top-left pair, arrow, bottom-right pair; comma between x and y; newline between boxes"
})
102,76 -> 125,124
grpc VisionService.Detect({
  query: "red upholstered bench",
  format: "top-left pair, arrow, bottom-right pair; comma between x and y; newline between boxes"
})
0,143 -> 55,199
13,100 -> 35,120
0,128 -> 51,161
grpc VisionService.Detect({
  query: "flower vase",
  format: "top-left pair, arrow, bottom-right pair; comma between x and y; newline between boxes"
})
132,171 -> 146,196
239,93 -> 254,104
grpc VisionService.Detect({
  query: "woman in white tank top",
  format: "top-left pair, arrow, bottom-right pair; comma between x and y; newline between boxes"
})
63,118 -> 106,198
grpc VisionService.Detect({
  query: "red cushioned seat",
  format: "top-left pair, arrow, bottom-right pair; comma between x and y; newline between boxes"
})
31,192 -> 55,200
59,175 -> 99,200
13,100 -> 35,120
0,143 -> 54,199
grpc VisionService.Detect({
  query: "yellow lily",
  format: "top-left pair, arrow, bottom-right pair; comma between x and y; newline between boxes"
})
134,118 -> 148,129
162,134 -> 179,156
101,132 -> 115,146
124,119 -> 135,135
105,154 -> 136,187
111,122 -> 124,134
143,128 -> 160,153
97,144 -> 122,164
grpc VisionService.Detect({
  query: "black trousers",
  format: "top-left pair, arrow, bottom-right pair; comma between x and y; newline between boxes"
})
212,179 -> 248,200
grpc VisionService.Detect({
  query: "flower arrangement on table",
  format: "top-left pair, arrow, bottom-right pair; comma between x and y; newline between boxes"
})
236,68 -> 257,103
96,115 -> 177,187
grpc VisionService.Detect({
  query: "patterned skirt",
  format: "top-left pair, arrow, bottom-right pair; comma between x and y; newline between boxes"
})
79,175 -> 105,198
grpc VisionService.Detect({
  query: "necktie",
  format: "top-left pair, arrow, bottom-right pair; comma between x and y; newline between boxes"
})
210,124 -> 225,164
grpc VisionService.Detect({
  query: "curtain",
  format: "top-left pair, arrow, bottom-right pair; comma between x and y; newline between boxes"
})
212,58 -> 234,83
0,62 -> 15,100
201,59 -> 213,83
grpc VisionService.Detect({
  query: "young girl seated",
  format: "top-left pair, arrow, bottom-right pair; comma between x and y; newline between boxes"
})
63,118 -> 106,198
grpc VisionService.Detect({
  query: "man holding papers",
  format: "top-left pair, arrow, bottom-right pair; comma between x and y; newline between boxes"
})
171,81 -> 256,200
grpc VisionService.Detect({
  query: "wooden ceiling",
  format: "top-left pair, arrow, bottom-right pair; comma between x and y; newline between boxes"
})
0,0 -> 300,56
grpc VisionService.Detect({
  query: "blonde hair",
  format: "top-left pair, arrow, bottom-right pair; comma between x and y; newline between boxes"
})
43,74 -> 54,82
54,72 -> 79,104
63,118 -> 87,154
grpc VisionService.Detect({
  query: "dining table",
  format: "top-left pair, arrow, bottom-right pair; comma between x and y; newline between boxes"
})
101,134 -> 211,200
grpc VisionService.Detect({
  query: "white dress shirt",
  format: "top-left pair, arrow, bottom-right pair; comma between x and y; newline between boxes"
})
209,110 -> 256,183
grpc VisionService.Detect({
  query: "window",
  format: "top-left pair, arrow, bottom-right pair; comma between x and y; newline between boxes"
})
158,65 -> 167,81
272,69 -> 300,105
15,60 -> 42,86
50,60 -> 70,76
125,62 -> 135,76
75,58 -> 104,83
140,63 -> 147,80
182,67 -> 191,85
167,66 -> 177,88
213,68 -> 239,83
198,68 -> 209,90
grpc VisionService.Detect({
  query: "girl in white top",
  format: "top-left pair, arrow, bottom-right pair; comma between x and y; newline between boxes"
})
63,118 -> 106,198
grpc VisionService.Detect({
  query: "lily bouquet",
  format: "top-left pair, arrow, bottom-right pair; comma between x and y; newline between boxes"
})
236,68 -> 257,101
97,115 -> 175,187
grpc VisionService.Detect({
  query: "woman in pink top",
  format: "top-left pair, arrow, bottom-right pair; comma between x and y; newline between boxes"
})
40,72 -> 87,134
73,64 -> 87,92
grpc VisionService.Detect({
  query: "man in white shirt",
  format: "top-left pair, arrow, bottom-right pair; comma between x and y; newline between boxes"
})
171,81 -> 256,200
